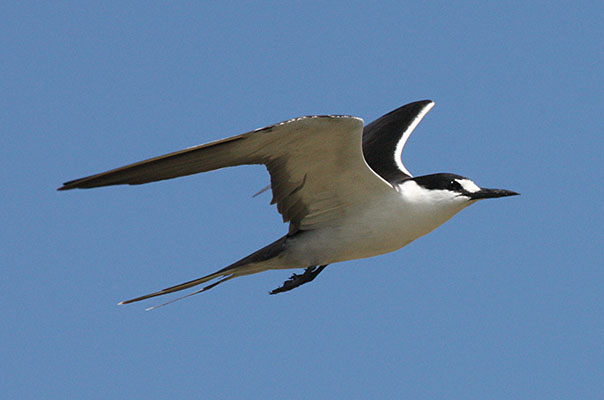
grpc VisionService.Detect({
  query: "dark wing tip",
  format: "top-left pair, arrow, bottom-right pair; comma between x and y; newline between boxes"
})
57,180 -> 78,191
379,99 -> 434,119
362,99 -> 435,184
57,177 -> 110,191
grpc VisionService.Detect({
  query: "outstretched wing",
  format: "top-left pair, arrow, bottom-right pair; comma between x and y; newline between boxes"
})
362,100 -> 434,184
59,115 -> 393,232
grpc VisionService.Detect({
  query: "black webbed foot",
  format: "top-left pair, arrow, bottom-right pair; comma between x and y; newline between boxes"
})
269,265 -> 328,295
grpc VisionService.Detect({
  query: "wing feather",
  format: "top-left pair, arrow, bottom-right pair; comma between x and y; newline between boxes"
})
59,115 -> 392,231
362,100 -> 434,184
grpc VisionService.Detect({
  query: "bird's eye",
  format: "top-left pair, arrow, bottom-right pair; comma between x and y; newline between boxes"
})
449,180 -> 462,191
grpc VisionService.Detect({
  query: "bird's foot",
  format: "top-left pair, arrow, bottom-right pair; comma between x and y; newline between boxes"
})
269,265 -> 328,295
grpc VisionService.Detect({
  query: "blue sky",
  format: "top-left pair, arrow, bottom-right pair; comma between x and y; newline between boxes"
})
3,2 -> 603,399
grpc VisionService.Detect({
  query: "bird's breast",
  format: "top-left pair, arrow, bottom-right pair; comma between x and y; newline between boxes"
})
279,189 -> 468,266
283,191 -> 430,264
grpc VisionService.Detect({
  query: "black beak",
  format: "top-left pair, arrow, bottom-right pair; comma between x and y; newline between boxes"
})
470,188 -> 520,200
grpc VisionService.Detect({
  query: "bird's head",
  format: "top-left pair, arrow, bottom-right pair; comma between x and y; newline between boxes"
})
411,173 -> 519,202
398,173 -> 519,226
390,172 -> 519,252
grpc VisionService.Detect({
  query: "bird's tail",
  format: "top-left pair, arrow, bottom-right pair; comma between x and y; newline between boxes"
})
118,270 -> 240,310
118,236 -> 288,310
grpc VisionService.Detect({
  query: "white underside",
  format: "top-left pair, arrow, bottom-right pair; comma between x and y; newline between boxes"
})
260,180 -> 473,269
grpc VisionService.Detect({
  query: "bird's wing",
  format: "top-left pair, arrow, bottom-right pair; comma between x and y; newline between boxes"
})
59,115 -> 393,232
362,100 -> 434,184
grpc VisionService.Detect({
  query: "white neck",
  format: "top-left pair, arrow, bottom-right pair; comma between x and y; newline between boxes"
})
396,180 -> 472,238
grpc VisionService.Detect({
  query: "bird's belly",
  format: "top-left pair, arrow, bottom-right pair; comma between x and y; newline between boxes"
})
282,195 -> 431,265
322,210 -> 419,261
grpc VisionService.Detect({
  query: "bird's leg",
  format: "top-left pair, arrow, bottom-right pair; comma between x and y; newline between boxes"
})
269,265 -> 328,295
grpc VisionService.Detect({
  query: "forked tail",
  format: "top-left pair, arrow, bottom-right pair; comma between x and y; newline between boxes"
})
118,236 -> 288,310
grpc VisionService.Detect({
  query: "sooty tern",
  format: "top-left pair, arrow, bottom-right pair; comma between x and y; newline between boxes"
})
59,100 -> 518,309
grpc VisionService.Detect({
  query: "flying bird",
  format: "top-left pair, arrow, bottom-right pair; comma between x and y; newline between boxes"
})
59,100 -> 518,309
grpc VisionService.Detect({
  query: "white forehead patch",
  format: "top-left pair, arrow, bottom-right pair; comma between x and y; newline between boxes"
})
455,179 -> 481,193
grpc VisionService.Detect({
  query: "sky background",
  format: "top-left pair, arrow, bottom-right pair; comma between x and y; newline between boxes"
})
3,1 -> 603,399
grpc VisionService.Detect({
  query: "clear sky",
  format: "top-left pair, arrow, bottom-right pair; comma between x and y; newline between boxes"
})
3,2 -> 603,399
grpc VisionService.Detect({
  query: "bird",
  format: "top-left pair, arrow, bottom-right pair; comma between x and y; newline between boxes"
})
59,100 -> 518,309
